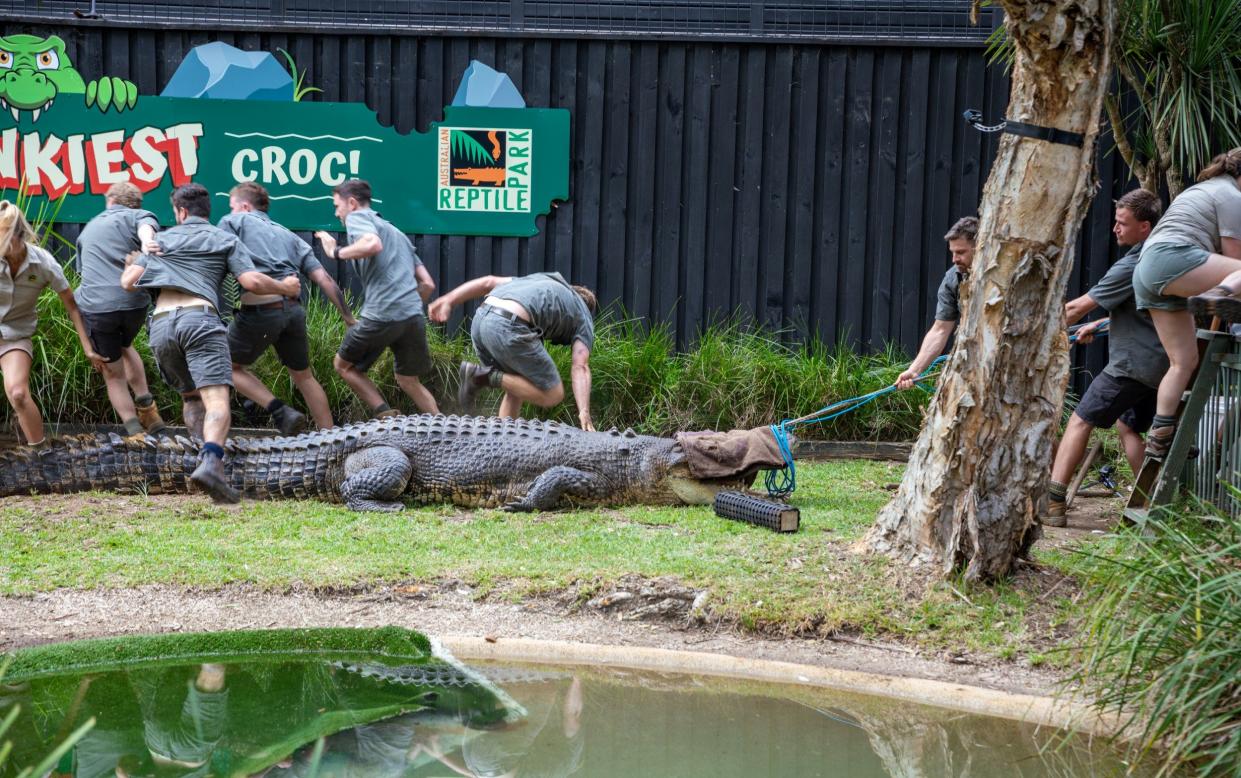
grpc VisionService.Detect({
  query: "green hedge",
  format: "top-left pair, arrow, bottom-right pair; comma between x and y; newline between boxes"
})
11,289 -> 932,440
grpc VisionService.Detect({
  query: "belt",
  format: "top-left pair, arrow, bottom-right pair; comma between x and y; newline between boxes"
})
481,303 -> 530,326
151,303 -> 214,320
239,300 -> 297,312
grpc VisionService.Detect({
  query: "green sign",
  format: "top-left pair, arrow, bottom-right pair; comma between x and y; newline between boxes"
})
0,36 -> 569,236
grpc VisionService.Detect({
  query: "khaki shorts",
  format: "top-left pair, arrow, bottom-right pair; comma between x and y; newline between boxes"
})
0,338 -> 33,361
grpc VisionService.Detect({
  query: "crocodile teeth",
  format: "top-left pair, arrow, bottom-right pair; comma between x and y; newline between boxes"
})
0,99 -> 6,109
31,108 -> 40,122
46,99 -> 52,110
9,107 -> 17,123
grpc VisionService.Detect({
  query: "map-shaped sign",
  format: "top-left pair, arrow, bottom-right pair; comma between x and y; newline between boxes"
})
0,35 -> 569,236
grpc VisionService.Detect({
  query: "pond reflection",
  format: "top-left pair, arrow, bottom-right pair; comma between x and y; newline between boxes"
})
2,632 -> 1145,777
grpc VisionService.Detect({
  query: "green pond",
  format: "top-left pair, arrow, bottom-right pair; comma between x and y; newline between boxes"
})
1,628 -> 1145,777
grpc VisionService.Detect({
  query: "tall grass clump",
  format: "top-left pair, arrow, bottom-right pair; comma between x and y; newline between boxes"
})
1071,501 -> 1241,777
11,287 -> 931,440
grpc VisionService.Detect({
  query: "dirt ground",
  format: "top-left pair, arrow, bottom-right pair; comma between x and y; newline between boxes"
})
0,492 -> 1123,699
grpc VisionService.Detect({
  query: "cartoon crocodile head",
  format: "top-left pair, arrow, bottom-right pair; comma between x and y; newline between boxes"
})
0,35 -> 84,121
0,33 -> 138,121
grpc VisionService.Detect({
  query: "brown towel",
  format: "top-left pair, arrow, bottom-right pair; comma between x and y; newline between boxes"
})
674,426 -> 789,479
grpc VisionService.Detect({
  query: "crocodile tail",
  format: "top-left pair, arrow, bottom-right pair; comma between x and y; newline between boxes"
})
0,433 -> 200,498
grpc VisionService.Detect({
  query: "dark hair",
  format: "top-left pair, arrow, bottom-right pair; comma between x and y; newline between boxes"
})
572,285 -> 598,315
1115,189 -> 1162,225
230,182 -> 270,212
170,183 -> 211,219
333,179 -> 372,205
1196,147 -> 1241,183
943,216 -> 979,244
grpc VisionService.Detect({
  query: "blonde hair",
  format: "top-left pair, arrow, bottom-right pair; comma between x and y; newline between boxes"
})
105,181 -> 143,209
0,200 -> 34,258
1196,147 -> 1241,183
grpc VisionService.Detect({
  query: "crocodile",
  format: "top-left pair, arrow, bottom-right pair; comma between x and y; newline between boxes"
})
0,34 -> 139,122
0,414 -> 762,512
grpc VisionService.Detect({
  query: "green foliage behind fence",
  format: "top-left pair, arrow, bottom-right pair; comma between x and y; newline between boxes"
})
10,287 -> 931,440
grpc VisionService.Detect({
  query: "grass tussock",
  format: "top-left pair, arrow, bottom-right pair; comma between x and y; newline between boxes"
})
12,285 -> 930,440
1071,500 -> 1241,778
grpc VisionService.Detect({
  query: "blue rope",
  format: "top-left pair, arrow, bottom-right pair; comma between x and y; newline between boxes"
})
763,320 -> 1112,498
765,355 -> 947,497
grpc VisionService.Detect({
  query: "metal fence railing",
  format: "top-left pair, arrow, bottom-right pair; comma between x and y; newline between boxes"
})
1186,330 -> 1241,519
1,1 -> 1002,44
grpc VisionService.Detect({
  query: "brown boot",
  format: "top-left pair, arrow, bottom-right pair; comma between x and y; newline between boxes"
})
1041,500 -> 1067,528
1188,284 -> 1241,322
136,401 -> 167,434
1145,424 -> 1176,460
457,361 -> 495,414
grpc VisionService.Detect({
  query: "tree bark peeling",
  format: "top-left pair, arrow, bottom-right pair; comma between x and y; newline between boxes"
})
864,0 -> 1115,582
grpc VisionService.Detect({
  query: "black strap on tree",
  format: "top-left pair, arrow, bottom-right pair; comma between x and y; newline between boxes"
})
962,109 -> 1084,147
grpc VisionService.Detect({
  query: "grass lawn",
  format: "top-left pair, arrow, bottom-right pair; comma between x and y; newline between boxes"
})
0,460 -> 1099,661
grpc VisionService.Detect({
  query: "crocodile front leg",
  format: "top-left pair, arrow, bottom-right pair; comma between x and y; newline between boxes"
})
504,466 -> 611,512
341,446 -> 412,512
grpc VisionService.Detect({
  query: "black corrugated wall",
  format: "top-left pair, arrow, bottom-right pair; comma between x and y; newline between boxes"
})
9,20 -> 1132,380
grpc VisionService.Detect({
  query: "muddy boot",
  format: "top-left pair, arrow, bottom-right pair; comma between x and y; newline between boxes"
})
191,454 -> 240,504
1145,423 -> 1176,461
270,404 -> 308,437
457,361 -> 497,414
135,400 -> 167,435
1188,284 -> 1241,322
1041,500 -> 1067,528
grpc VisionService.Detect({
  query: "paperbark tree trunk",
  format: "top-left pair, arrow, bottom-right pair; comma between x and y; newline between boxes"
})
864,0 -> 1115,581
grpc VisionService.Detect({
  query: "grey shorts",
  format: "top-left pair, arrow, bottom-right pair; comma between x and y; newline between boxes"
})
338,314 -> 431,377
471,304 -> 561,391
0,337 -> 33,361
148,307 -> 233,394
228,302 -> 310,370
1134,243 -> 1211,311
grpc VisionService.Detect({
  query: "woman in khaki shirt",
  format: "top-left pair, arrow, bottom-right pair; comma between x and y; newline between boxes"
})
0,201 -> 103,446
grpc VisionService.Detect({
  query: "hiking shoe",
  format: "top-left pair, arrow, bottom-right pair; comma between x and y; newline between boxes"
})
1041,500 -> 1067,528
457,361 -> 493,414
271,404 -> 308,437
191,455 -> 240,504
136,401 -> 167,434
1188,285 -> 1241,322
1145,424 -> 1176,460
374,408 -> 401,419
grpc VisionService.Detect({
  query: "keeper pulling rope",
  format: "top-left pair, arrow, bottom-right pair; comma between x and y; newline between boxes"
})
764,319 -> 1111,497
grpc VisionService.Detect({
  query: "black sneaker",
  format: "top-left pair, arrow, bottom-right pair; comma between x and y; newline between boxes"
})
190,455 -> 240,504
271,405 -> 308,437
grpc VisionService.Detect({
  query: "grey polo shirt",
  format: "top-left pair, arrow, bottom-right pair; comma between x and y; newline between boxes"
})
1086,243 -> 1168,388
345,208 -> 423,322
934,268 -> 963,322
134,216 -> 256,308
492,271 -> 595,350
1145,175 -> 1241,253
0,243 -> 70,339
217,210 -> 322,279
75,204 -> 160,314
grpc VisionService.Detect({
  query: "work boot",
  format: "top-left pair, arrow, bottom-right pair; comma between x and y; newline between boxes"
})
1188,284 -> 1241,322
190,454 -> 240,504
136,401 -> 167,435
1145,424 -> 1176,460
374,408 -> 401,419
457,361 -> 494,414
270,404 -> 308,437
1041,500 -> 1067,528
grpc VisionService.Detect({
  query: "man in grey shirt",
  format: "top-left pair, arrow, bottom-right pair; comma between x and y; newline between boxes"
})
315,179 -> 439,418
1044,190 -> 1166,526
219,183 -> 355,434
75,182 -> 166,438
429,272 -> 598,430
121,183 -> 300,504
894,217 -> 977,390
